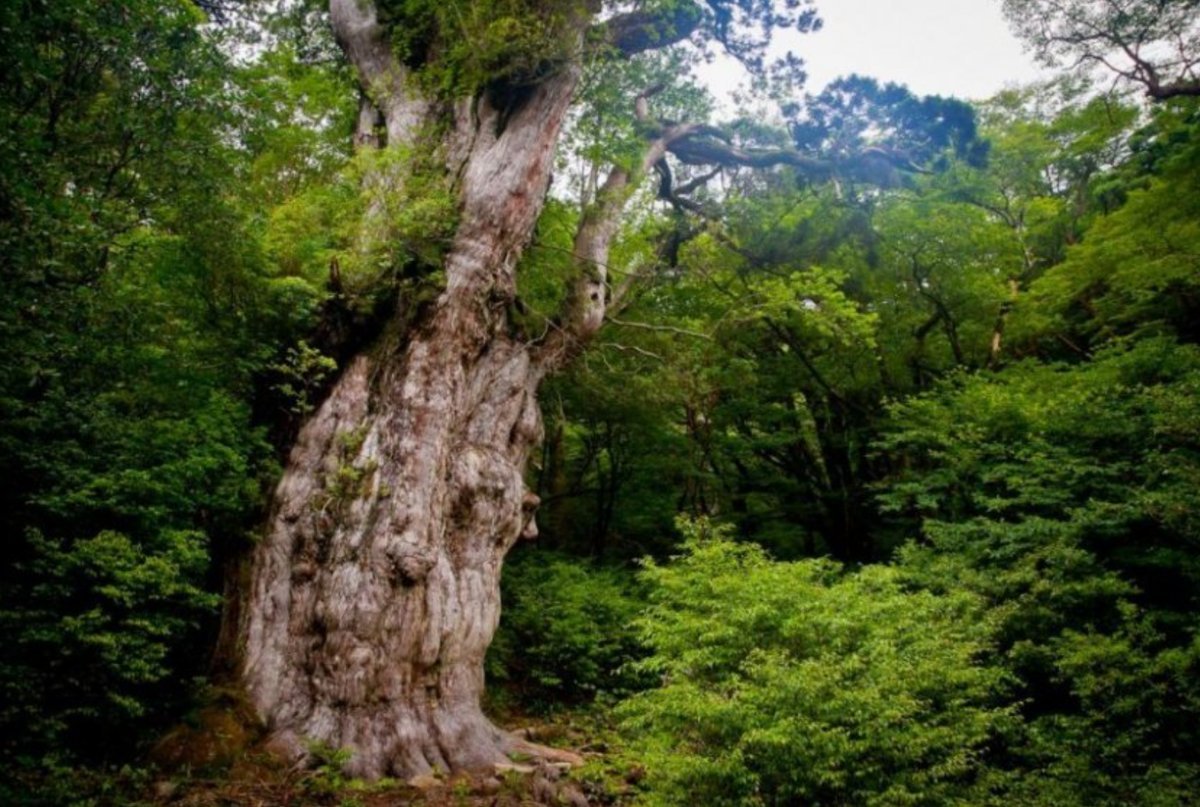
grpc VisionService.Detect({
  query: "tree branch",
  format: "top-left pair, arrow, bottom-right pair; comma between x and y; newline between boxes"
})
329,0 -> 431,147
1146,78 -> 1200,99
536,91 -> 712,367
605,316 -> 713,340
667,133 -> 832,176
597,342 -> 667,362
594,2 -> 704,56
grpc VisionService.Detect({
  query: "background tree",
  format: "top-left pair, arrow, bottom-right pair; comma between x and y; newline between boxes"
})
0,0 -> 360,783
0,0 -> 266,763
3,1 -> 1198,803
1004,0 -> 1200,99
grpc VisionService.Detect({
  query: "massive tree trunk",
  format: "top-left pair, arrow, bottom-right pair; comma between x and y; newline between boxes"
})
235,0 -> 802,779
243,333 -> 548,778
239,1 -> 591,780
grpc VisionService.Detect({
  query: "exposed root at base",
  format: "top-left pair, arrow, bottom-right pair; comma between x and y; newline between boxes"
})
136,703 -> 656,807
504,734 -> 586,768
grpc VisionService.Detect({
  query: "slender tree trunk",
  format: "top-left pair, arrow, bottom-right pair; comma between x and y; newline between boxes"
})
539,398 -> 573,547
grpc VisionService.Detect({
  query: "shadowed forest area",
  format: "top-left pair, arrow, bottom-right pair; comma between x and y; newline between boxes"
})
2,0 -> 1198,804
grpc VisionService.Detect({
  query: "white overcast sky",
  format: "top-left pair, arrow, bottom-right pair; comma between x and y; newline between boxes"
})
704,0 -> 1051,102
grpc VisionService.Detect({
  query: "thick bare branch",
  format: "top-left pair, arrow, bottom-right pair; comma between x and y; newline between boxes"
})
595,2 -> 705,56
654,158 -> 721,216
329,0 -> 430,147
667,132 -> 832,176
1146,77 -> 1200,99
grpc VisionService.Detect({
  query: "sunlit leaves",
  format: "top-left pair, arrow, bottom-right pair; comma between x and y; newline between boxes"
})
620,518 -> 1011,806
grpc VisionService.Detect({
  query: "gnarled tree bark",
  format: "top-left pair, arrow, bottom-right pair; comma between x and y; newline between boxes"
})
236,0 -> 815,779
240,0 -> 590,780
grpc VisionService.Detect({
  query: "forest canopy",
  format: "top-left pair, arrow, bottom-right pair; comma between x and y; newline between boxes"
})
1,0 -> 1198,804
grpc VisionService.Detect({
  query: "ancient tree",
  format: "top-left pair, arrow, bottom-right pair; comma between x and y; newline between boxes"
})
238,0 -> 822,778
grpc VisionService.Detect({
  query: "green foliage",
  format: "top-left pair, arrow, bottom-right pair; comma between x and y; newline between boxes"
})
0,759 -> 154,807
0,0 -> 342,774
1,1 -> 1198,804
378,0 -> 579,95
259,132 -> 458,318
489,551 -> 647,709
1,530 -> 218,747
619,518 -> 1011,806
793,75 -> 988,172
533,355 -> 695,560
0,229 -> 278,760
881,336 -> 1200,802
1019,110 -> 1200,343
263,180 -> 360,281
268,341 -> 340,416
236,44 -> 356,206
881,337 -> 1200,596
515,200 -> 582,325
318,426 -> 380,515
568,45 -> 715,177
355,140 -> 459,271
302,741 -> 357,796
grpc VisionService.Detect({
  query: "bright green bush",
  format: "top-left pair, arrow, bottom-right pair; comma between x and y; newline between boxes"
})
618,519 -> 1012,806
488,550 -> 647,710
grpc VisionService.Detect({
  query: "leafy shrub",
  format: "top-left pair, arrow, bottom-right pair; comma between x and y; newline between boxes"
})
488,550 -> 647,710
618,519 -> 1011,806
881,337 -> 1200,802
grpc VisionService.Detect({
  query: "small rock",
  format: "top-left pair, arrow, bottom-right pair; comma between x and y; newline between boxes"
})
152,780 -> 178,801
532,775 -> 557,805
407,772 -> 441,790
479,776 -> 503,795
536,761 -> 562,781
561,783 -> 591,807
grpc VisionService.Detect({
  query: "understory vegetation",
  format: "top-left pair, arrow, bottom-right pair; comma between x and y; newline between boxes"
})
2,0 -> 1199,804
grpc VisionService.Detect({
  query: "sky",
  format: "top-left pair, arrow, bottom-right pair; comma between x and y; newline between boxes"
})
705,0 -> 1051,102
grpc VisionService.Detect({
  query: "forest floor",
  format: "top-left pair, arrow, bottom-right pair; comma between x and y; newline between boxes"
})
130,708 -> 637,807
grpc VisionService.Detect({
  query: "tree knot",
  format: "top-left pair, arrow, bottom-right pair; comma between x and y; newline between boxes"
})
520,492 -> 540,541
384,539 -> 436,586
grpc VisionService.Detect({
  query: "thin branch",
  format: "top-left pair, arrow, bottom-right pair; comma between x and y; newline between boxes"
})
605,316 -> 713,340
598,342 -> 667,361
634,83 -> 666,121
675,165 -> 723,196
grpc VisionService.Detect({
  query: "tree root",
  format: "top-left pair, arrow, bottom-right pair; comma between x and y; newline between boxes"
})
503,734 -> 586,769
